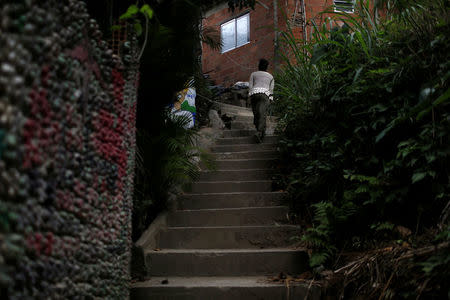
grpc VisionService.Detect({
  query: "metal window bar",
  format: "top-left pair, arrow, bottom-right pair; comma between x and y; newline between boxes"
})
236,13 -> 250,48
334,0 -> 355,13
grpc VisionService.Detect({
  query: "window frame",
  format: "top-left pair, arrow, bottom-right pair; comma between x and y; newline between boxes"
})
220,13 -> 250,54
333,0 -> 356,13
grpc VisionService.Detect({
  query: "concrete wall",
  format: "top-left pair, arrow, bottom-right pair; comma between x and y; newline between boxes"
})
201,0 -> 335,87
0,0 -> 137,298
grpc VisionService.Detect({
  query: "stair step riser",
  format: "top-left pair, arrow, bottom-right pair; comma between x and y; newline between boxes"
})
214,101 -> 252,111
198,170 -> 272,181
146,251 -> 308,276
233,115 -> 254,122
220,110 -> 252,116
231,121 -> 276,130
217,105 -> 252,112
214,151 -> 277,160
177,192 -> 285,210
233,115 -> 278,123
211,144 -> 276,153
189,181 -> 272,194
168,207 -> 288,227
158,226 -> 300,249
213,159 -> 276,170
217,103 -> 252,110
222,130 -> 256,138
216,136 -> 278,145
131,284 -> 321,300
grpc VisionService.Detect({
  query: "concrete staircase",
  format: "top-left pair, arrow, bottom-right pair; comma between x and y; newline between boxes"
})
131,104 -> 319,300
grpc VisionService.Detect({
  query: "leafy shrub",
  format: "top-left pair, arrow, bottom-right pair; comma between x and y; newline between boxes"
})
274,0 -> 449,268
132,112 -> 203,241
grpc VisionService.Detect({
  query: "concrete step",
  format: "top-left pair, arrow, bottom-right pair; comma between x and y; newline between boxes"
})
213,150 -> 277,160
188,180 -> 272,194
168,206 -> 288,227
177,191 -> 286,210
213,159 -> 276,170
214,101 -> 253,112
222,129 -> 256,138
221,109 -> 253,117
217,107 -> 253,117
211,143 -> 277,153
217,105 -> 252,113
145,248 -> 308,276
233,115 -> 278,123
215,135 -> 278,145
198,169 -> 272,181
158,225 -> 301,249
131,276 -> 321,300
231,121 -> 277,130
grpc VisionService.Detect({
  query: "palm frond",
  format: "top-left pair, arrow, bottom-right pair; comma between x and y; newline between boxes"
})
201,26 -> 222,51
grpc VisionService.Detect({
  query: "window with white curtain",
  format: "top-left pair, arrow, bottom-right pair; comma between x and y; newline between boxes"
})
334,0 -> 355,13
221,13 -> 250,53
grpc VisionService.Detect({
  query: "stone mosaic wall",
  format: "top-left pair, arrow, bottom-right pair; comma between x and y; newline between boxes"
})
0,0 -> 138,298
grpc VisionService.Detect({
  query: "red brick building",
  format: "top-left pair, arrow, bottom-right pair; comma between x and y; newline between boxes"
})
201,0 -> 351,87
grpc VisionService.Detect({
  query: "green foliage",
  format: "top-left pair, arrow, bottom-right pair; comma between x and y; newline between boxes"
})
117,3 -> 155,62
274,0 -> 450,271
140,4 -> 154,19
133,111 -> 206,240
120,4 -> 140,20
120,4 -> 154,20
419,243 -> 450,275
371,221 -> 395,232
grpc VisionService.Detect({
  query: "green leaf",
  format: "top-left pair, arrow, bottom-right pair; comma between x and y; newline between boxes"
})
397,140 -> 412,148
120,5 -> 139,20
311,44 -> 330,65
111,25 -> 121,31
310,252 -> 328,267
354,31 -> 369,58
371,222 -> 394,232
375,122 -> 395,143
368,104 -> 388,113
412,172 -> 426,183
134,22 -> 143,36
355,185 -> 369,193
368,68 -> 392,74
417,87 -> 450,120
432,87 -> 450,106
425,153 -> 437,163
353,67 -> 363,83
140,4 -> 154,19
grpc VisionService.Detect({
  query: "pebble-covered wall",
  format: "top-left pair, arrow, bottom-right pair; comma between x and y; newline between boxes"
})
0,0 -> 138,298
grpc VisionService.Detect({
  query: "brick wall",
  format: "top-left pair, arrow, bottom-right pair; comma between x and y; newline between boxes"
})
202,0 -> 277,87
202,0 -> 335,87
0,0 -> 137,298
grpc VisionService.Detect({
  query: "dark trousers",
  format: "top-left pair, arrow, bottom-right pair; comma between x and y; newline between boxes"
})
250,93 -> 269,136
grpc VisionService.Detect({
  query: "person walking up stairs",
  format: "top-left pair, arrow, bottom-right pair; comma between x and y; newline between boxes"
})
248,58 -> 274,143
